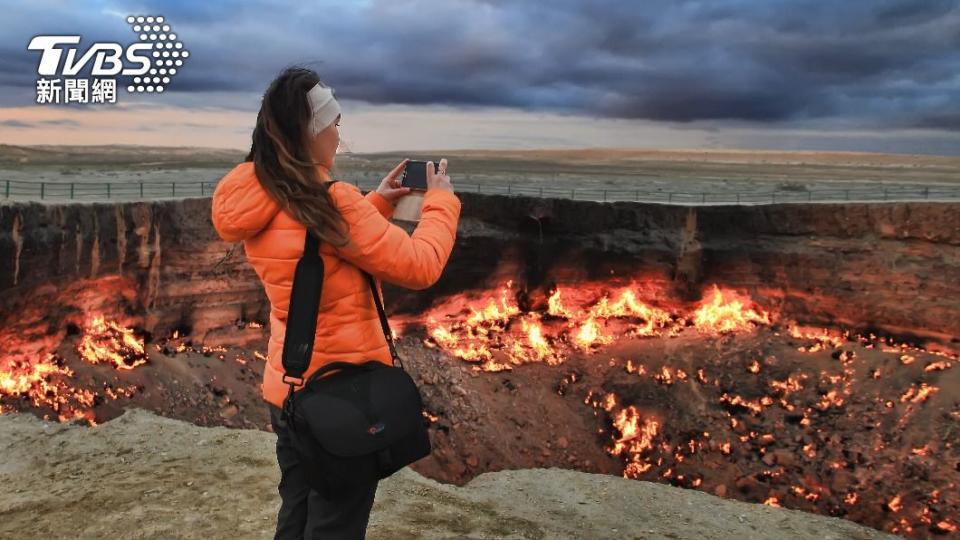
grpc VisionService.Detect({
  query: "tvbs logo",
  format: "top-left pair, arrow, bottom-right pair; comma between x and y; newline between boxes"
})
28,15 -> 189,104
29,36 -> 152,77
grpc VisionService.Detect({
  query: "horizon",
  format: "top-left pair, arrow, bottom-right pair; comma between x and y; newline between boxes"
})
5,141 -> 960,161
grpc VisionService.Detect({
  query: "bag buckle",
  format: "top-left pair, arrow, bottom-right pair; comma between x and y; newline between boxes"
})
282,374 -> 305,385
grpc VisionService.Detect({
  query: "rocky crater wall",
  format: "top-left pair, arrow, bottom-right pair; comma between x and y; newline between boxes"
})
0,194 -> 956,347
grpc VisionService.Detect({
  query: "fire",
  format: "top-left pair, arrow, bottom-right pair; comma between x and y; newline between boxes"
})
421,280 -> 775,372
607,405 -> 661,478
546,288 -> 573,318
924,360 -> 951,372
77,315 -> 147,370
935,520 -> 958,534
573,316 -> 613,350
1,313 -> 260,425
788,324 -> 847,352
899,383 -> 938,404
692,285 -> 770,334
0,353 -> 121,425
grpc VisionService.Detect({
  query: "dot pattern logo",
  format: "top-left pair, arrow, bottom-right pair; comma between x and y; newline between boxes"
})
124,15 -> 189,94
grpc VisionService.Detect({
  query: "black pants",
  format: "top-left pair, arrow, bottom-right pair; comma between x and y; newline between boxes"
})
268,404 -> 379,540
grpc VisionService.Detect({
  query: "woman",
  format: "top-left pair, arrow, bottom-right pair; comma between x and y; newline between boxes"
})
210,66 -> 461,539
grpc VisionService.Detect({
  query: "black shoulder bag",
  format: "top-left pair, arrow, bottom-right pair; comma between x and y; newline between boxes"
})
280,186 -> 431,497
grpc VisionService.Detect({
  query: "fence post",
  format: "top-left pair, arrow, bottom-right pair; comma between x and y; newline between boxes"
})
477,183 -> 481,193
701,192 -> 706,203
668,192 -> 673,203
844,189 -> 850,200
507,185 -> 511,195
70,183 -> 74,199
201,182 -> 205,196
140,182 -> 144,198
41,182 -> 45,199
924,187 -> 929,199
106,183 -> 110,199
172,182 -> 176,197
4,180 -> 8,198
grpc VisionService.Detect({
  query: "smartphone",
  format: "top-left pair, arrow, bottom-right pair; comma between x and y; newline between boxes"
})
400,160 -> 439,191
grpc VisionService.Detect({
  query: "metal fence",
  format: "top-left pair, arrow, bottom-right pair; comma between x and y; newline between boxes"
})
3,178 -> 960,205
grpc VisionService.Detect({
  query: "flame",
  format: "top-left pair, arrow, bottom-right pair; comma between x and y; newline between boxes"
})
573,316 -> 613,350
546,288 -> 573,318
935,520 -> 957,534
421,280 -> 774,372
607,405 -> 661,478
692,285 -> 770,334
0,353 -> 117,425
77,315 -> 147,370
899,383 -> 938,403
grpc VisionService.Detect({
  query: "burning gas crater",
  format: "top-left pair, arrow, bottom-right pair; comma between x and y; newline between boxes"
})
1,278 -> 957,537
0,314 -> 260,425
402,280 -> 958,538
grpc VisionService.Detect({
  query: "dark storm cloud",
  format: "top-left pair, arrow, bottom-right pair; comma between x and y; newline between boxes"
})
0,118 -> 81,128
2,0 -> 958,131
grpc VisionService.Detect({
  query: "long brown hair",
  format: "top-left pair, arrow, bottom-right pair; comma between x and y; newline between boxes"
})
245,66 -> 350,247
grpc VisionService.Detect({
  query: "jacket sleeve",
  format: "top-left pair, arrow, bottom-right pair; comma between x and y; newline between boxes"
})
333,186 -> 461,290
364,190 -> 395,219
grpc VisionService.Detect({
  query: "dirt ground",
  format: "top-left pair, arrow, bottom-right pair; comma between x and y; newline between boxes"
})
0,407 -> 900,540
2,144 -> 959,202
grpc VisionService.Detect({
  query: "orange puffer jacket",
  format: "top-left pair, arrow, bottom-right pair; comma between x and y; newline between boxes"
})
210,161 -> 462,409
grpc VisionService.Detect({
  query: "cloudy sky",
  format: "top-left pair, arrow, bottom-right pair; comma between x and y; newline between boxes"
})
1,0 -> 958,155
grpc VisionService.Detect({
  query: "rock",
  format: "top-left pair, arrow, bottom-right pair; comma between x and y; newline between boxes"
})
219,404 -> 239,419
772,449 -> 795,467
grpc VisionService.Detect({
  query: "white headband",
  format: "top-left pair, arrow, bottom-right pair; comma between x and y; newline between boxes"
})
306,83 -> 341,136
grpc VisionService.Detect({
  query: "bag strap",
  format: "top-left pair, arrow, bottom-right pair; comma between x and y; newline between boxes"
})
363,271 -> 404,369
281,179 -> 339,426
279,220 -> 325,384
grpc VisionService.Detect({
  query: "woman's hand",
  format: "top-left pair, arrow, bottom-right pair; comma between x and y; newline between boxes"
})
375,158 -> 413,203
427,158 -> 453,192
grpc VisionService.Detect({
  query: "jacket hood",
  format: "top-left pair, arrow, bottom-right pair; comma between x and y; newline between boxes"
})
210,161 -> 331,242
